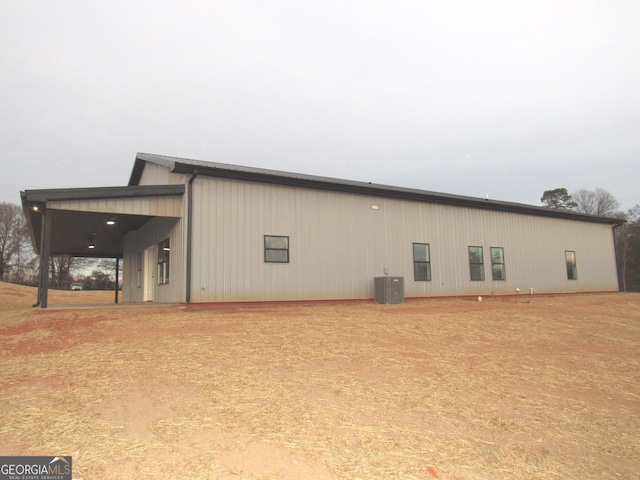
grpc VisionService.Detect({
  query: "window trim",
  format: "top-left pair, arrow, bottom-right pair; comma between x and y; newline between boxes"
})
565,250 -> 578,280
468,246 -> 485,281
264,235 -> 289,263
157,238 -> 170,285
412,243 -> 432,281
490,246 -> 506,281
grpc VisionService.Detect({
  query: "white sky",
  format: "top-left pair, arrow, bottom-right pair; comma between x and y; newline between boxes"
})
1,0 -> 639,210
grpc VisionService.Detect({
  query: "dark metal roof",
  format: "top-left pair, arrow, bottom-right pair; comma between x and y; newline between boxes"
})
132,152 -> 623,225
24,184 -> 185,202
21,184 -> 185,257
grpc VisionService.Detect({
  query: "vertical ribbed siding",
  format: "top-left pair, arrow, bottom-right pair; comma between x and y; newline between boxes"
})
48,196 -> 183,217
189,176 -> 618,302
138,162 -> 184,186
122,217 -> 184,303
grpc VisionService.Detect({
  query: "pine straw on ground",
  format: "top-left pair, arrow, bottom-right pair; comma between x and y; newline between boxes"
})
0,286 -> 639,479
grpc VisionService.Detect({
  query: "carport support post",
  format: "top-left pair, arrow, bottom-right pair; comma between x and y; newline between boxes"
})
39,208 -> 52,309
114,257 -> 119,304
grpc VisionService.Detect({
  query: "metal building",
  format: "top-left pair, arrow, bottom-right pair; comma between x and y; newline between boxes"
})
22,153 -> 622,307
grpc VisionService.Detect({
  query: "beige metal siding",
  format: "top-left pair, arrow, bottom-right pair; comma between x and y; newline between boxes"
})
191,179 -> 384,302
189,177 -> 618,302
123,217 -> 185,303
421,205 -> 617,296
48,196 -> 183,217
138,162 -> 185,186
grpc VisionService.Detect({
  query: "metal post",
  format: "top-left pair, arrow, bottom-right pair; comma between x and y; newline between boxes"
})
40,209 -> 52,309
114,257 -> 120,304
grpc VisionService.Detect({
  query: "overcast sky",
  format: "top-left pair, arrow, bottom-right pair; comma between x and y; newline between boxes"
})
2,0 -> 639,211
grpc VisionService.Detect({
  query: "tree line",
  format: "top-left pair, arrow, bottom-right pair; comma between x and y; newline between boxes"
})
2,189 -> 640,291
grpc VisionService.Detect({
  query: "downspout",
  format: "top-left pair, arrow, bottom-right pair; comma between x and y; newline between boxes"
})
186,171 -> 198,303
33,281 -> 41,307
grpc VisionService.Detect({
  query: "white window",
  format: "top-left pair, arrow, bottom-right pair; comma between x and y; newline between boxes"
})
158,239 -> 170,284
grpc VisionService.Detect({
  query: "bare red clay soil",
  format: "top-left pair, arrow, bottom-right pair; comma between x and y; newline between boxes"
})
0,282 -> 639,479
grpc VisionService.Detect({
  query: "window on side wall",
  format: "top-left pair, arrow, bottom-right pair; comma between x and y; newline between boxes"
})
468,246 -> 484,281
565,250 -> 577,280
158,239 -> 170,285
413,243 -> 431,281
265,235 -> 289,263
491,247 -> 506,281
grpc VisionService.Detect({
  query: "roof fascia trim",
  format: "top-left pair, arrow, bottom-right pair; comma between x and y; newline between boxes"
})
23,184 -> 185,203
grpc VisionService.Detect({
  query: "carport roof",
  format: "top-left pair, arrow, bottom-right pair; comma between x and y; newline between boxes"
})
21,184 -> 185,257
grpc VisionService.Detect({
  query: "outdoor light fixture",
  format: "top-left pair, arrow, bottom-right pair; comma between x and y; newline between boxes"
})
32,205 -> 39,212
88,236 -> 95,249
106,217 -> 116,226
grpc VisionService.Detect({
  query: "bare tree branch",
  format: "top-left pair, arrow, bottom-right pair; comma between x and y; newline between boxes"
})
0,202 -> 28,280
573,188 -> 620,216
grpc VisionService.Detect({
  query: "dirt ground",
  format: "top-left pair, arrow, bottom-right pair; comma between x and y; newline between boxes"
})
0,282 -> 639,480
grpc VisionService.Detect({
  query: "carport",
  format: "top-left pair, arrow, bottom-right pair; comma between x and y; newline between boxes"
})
21,185 -> 184,308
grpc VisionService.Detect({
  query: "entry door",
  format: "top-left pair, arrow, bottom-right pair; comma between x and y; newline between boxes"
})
143,246 -> 154,302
